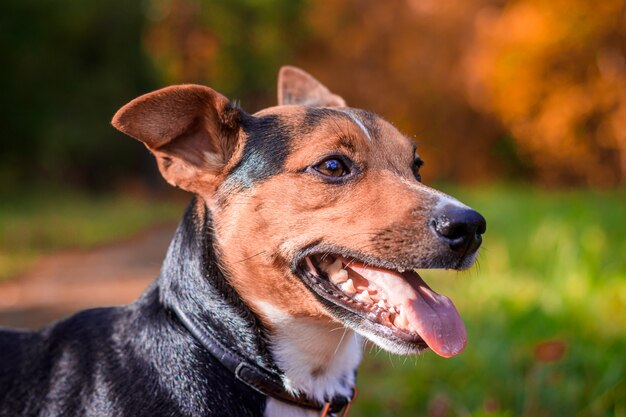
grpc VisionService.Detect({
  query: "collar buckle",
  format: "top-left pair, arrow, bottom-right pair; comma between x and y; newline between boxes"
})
319,388 -> 357,417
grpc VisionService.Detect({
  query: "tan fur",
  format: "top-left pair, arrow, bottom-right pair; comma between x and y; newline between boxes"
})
112,85 -> 242,194
278,66 -> 346,107
210,106 -> 439,327
111,71 -> 442,332
110,67 -> 464,412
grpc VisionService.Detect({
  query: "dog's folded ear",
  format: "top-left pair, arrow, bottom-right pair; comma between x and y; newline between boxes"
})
112,85 -> 241,194
277,66 -> 346,107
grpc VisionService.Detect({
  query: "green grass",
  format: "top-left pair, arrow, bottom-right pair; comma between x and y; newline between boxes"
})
1,185 -> 624,416
354,185 -> 626,417
0,187 -> 185,280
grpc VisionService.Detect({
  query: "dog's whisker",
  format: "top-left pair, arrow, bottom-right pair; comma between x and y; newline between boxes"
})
333,328 -> 349,356
4,65 -> 487,415
343,231 -> 382,238
328,326 -> 346,333
233,250 -> 266,264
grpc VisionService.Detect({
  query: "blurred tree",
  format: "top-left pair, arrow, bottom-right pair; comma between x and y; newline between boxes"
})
0,0 -> 157,189
463,0 -> 626,186
296,0 -> 511,184
296,0 -> 626,185
143,0 -> 513,184
143,0 -> 307,111
3,0 -> 625,188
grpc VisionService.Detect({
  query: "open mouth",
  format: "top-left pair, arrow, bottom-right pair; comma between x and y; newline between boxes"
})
299,254 -> 467,357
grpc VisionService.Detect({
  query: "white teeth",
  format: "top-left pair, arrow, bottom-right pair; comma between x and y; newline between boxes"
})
394,308 -> 409,329
340,279 -> 357,295
326,258 -> 343,275
377,300 -> 386,309
389,306 -> 398,314
329,268 -> 348,285
355,290 -> 373,304
397,267 -> 405,273
323,257 -> 348,285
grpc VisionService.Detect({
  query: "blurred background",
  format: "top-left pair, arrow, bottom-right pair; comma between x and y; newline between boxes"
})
0,0 -> 625,416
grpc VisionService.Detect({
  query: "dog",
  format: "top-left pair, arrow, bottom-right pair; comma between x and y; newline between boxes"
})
0,66 -> 485,417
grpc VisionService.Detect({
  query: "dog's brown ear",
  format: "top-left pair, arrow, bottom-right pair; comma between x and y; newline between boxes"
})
277,66 -> 346,107
112,85 -> 241,194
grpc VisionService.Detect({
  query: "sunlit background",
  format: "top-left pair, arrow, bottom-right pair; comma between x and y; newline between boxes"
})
0,1 -> 625,416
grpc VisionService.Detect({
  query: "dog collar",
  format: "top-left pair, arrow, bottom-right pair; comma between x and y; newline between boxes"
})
171,304 -> 356,416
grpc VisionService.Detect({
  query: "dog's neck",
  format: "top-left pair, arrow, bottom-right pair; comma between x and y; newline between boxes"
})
257,303 -> 361,416
158,199 -> 277,370
156,199 -> 360,415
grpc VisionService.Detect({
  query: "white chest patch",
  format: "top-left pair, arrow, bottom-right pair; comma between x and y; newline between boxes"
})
264,400 -> 319,417
257,303 -> 362,417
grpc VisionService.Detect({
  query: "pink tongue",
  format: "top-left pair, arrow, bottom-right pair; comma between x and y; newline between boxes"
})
402,273 -> 467,357
347,265 -> 466,357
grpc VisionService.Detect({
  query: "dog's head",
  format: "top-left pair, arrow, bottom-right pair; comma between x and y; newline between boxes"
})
112,66 -> 485,358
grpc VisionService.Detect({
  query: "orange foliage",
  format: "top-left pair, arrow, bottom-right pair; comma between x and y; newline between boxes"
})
143,0 -> 626,186
464,0 -> 626,185
143,0 -> 219,85
297,0 -> 513,183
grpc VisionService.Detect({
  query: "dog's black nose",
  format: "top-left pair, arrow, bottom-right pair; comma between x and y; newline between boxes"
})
431,205 -> 486,255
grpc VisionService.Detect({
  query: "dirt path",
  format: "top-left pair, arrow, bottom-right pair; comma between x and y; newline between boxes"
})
0,224 -> 177,329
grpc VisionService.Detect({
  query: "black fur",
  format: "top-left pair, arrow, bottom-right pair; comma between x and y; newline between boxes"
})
302,107 -> 336,132
350,109 -> 380,138
224,114 -> 293,191
0,200 -> 277,417
302,107 -> 380,139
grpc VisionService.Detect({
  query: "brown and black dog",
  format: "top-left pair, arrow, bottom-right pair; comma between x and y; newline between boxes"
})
0,66 -> 485,417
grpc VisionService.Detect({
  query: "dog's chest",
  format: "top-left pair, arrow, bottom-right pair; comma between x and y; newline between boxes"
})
259,303 -> 362,417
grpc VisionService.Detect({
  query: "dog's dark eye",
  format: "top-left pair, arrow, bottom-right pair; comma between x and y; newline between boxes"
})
413,157 -> 424,182
314,158 -> 349,178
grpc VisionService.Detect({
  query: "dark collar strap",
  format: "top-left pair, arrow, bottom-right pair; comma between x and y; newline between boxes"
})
171,304 -> 353,414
